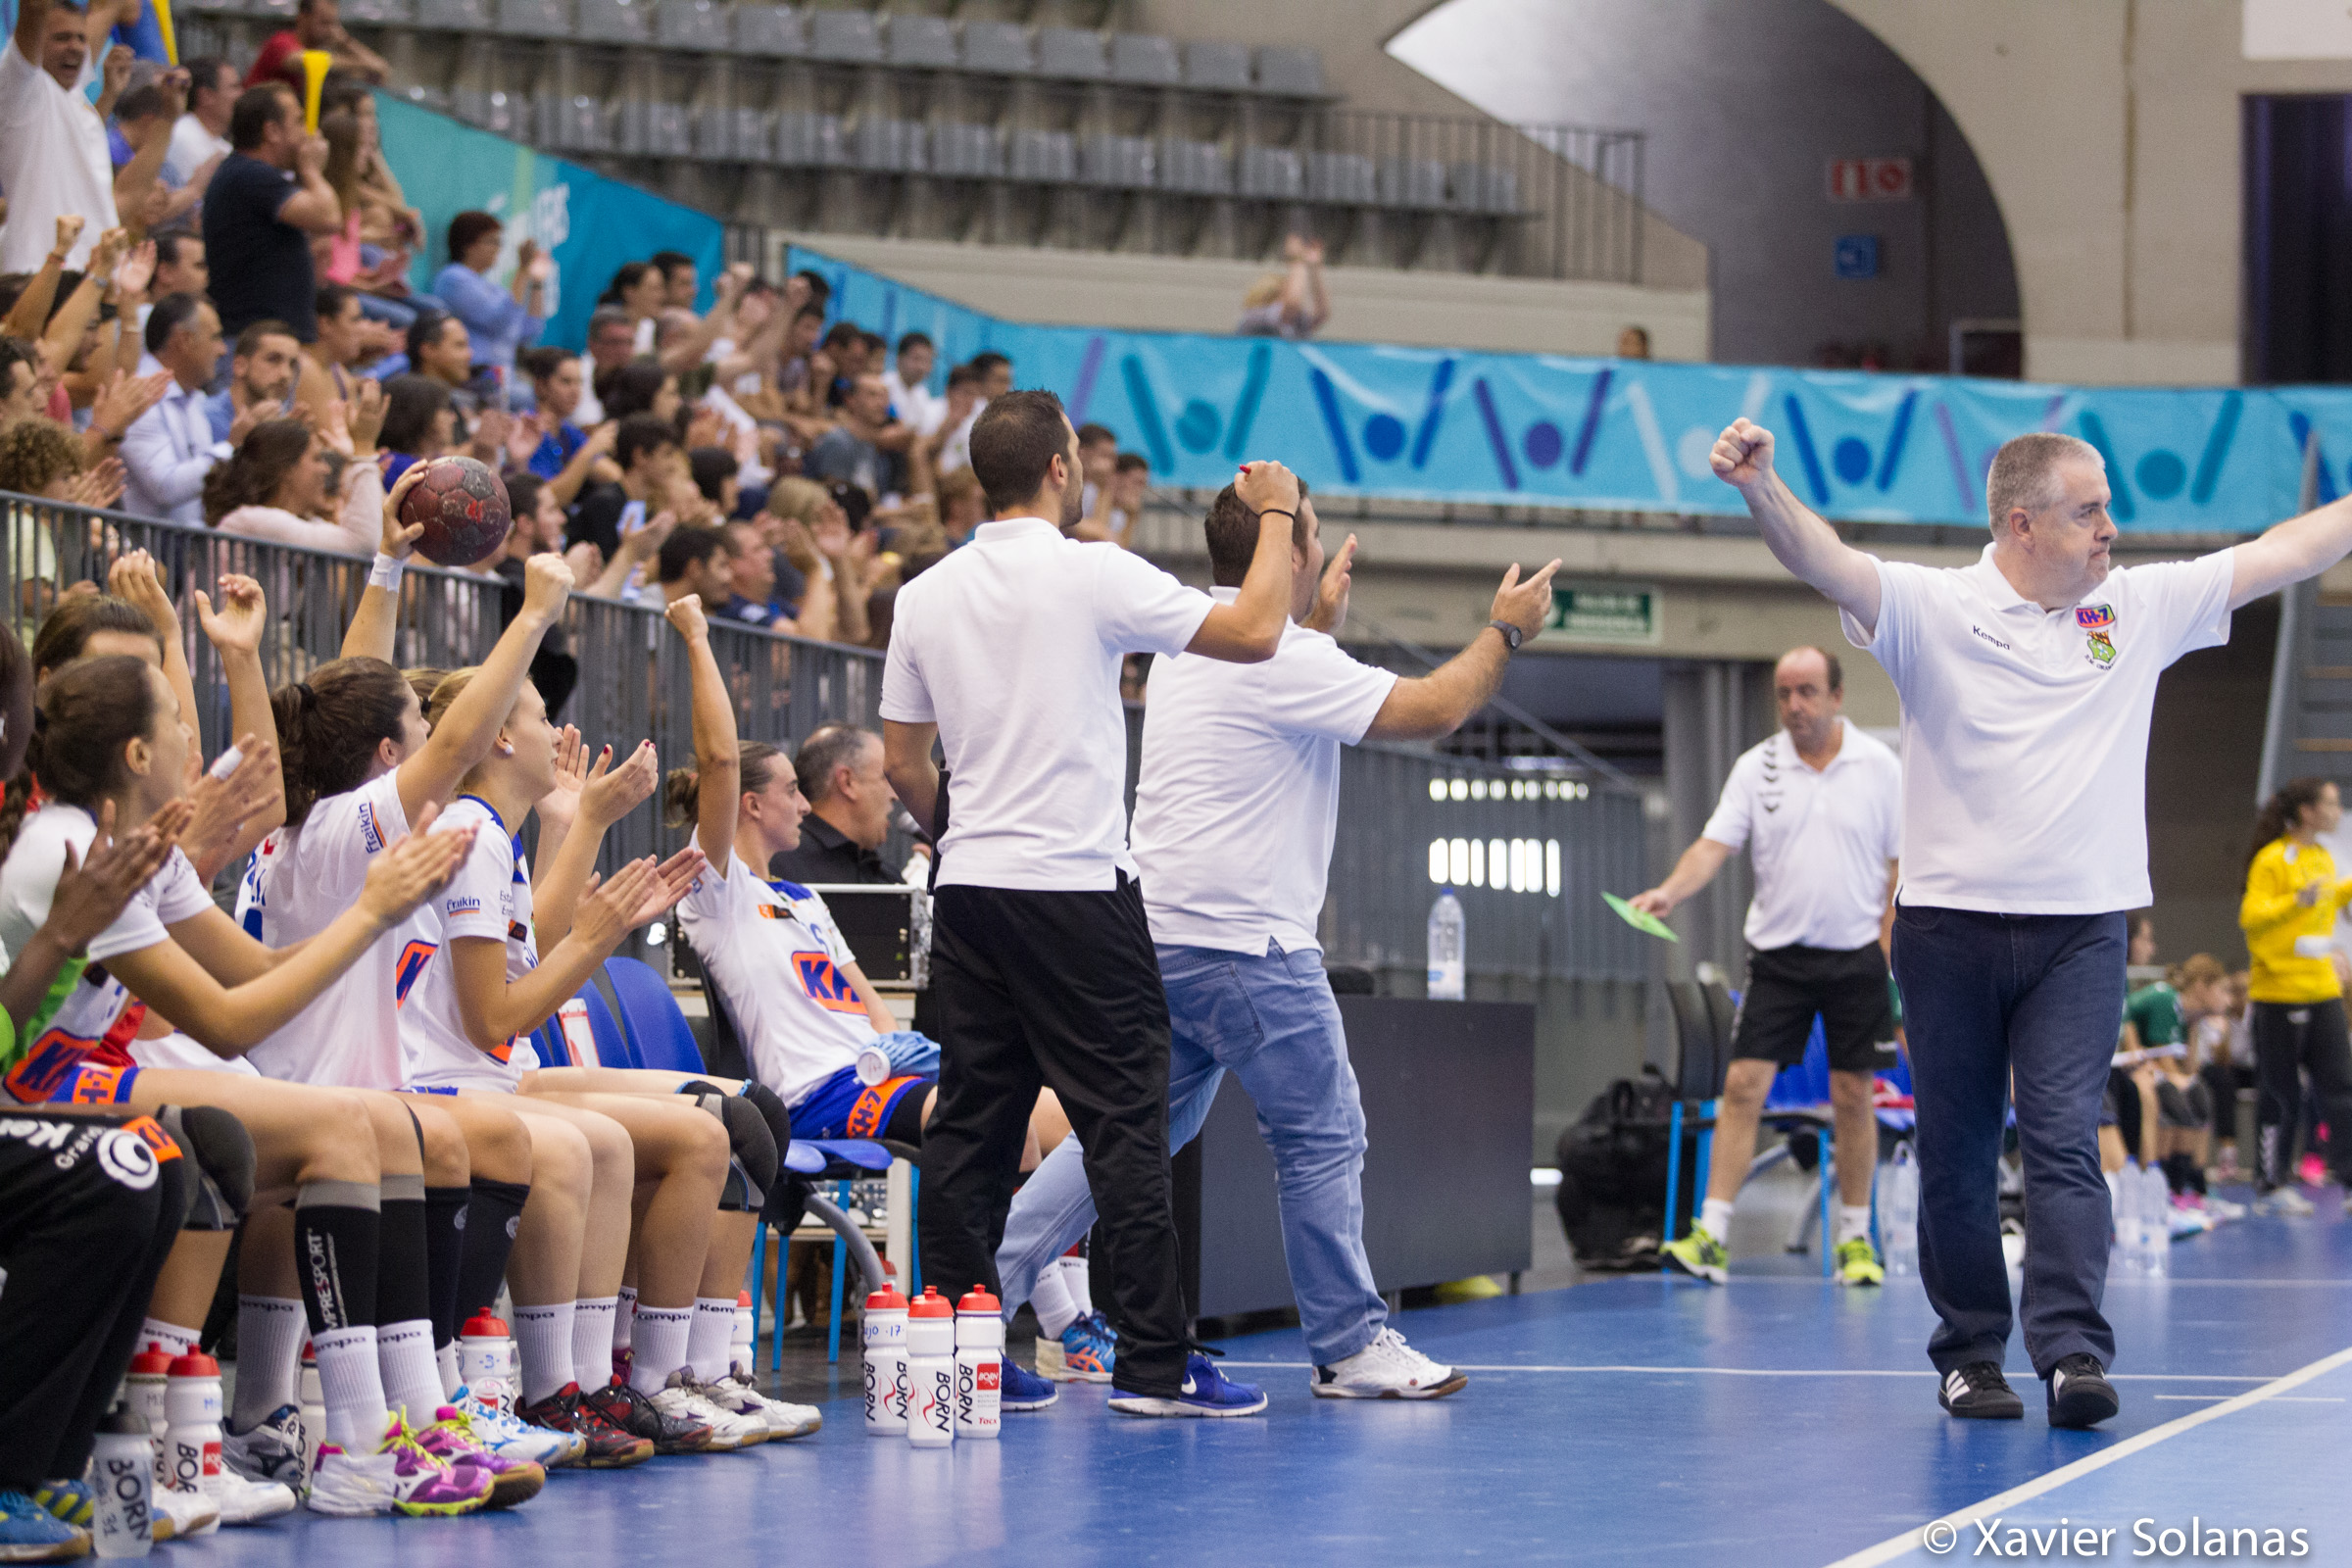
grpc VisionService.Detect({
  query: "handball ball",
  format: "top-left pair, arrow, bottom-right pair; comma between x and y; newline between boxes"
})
400,457 -> 513,567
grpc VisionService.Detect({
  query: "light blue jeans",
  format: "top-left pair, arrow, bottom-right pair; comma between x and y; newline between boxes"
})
995,941 -> 1387,1366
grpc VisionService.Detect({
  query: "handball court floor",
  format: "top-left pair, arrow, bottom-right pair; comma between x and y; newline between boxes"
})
193,1186 -> 2352,1567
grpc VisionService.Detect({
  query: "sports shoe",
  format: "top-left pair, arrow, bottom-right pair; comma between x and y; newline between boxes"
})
305,1416 -> 494,1517
147,1483 -> 218,1540
656,1372 -> 766,1449
1036,1312 -> 1115,1383
1000,1359 -> 1058,1411
2046,1353 -> 2120,1429
416,1407 -> 546,1508
1312,1327 -> 1466,1399
1937,1361 -> 2025,1421
517,1384 -> 652,1468
703,1372 -> 821,1440
1834,1236 -> 1885,1286
448,1388 -> 580,1469
29,1483 -> 89,1530
1660,1224 -> 1728,1285
2206,1194 -> 2247,1222
580,1379 -> 713,1456
2255,1186 -> 2315,1216
0,1490 -> 88,1561
2296,1152 -> 2327,1187
222,1403 -> 310,1492
1107,1352 -> 1268,1419
203,1470 -> 298,1526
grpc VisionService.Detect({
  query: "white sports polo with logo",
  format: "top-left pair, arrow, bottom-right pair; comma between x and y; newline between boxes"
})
1699,718 -> 1900,952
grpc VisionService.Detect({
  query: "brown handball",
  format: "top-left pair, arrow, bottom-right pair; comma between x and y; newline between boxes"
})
399,457 -> 514,567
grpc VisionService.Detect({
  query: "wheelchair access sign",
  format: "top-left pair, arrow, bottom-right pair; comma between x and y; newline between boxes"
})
1541,584 -> 1659,646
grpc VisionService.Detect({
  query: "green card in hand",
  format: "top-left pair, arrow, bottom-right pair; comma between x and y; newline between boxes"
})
1603,892 -> 1680,942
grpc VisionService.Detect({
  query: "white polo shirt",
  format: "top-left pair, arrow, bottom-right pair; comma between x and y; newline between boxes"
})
880,515 -> 1213,891
1699,718 -> 1900,953
0,39 -> 114,273
1843,542 -> 2235,915
1132,590 -> 1397,956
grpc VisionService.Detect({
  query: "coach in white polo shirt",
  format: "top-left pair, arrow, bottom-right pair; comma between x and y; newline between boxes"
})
1711,417 -> 2352,1431
881,390 -> 1302,1418
1638,645 -> 1900,1289
987,477 -> 1558,1400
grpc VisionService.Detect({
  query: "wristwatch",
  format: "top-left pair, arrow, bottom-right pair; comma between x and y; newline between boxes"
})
1487,618 -> 1524,653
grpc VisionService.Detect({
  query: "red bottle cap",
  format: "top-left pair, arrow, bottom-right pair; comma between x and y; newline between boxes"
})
167,1351 -> 220,1378
736,1290 -> 752,1308
907,1286 -> 953,1318
462,1312 -> 510,1340
956,1288 -> 1001,1314
128,1348 -> 173,1377
864,1283 -> 908,1312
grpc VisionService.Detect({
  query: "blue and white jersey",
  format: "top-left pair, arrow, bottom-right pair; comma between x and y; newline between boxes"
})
400,795 -> 543,1092
676,854 -> 873,1106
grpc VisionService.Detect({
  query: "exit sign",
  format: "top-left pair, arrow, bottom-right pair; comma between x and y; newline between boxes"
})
1540,584 -> 1659,645
1827,157 -> 1913,201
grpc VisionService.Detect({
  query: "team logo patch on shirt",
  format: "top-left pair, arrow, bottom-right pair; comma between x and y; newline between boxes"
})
2085,628 -> 2118,668
393,939 -> 441,1006
794,951 -> 867,1015
2075,604 -> 2114,629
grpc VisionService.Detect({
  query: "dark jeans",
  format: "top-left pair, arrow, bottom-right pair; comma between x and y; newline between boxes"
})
2249,999 -> 2352,1191
918,875 -> 1188,1397
1890,906 -> 2126,1379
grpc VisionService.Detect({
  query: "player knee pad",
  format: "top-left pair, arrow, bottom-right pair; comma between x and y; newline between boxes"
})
695,1093 -> 777,1212
737,1081 -> 793,1167
155,1103 -> 256,1230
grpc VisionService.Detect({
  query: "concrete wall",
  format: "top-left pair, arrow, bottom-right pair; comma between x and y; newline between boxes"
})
1384,0 -> 2020,370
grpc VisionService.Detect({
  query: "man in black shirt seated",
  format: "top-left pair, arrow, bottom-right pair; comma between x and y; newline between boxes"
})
769,723 -> 905,885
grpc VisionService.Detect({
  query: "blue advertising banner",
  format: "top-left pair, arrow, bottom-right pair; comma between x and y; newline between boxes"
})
792,243 -> 2348,535
375,94 -> 723,352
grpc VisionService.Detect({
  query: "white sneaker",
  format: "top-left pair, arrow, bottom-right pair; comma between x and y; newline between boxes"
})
222,1403 -> 309,1494
2255,1187 -> 2316,1216
305,1417 -> 493,1517
1311,1329 -> 1467,1400
703,1372 -> 821,1440
149,1484 -> 220,1540
206,1470 -> 298,1526
2205,1195 -> 2247,1222
449,1389 -> 581,1469
652,1373 -> 764,1450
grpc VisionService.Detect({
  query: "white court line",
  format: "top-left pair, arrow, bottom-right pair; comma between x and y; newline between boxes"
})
1583,1274 -> 2352,1288
1213,1362 -> 2273,1381
2154,1394 -> 2343,1402
1820,1344 -> 2352,1568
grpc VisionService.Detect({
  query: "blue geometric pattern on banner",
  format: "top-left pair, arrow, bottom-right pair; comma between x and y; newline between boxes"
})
791,240 -> 2352,532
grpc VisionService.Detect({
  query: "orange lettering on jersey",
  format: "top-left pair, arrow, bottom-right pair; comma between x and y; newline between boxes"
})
3,1029 -> 100,1102
393,940 -> 441,1006
793,951 -> 866,1015
847,1075 -> 921,1139
126,1115 -> 184,1161
64,1063 -> 129,1103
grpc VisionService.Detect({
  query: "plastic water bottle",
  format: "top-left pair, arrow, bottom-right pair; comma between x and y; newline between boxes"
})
164,1353 -> 223,1503
2108,1168 -> 2140,1275
2140,1163 -> 2172,1279
855,1043 -> 890,1088
954,1288 -> 1003,1441
1881,1144 -> 1919,1277
123,1347 -> 172,1488
459,1313 -> 512,1411
1427,889 -> 1465,1001
298,1348 -> 323,1480
861,1278 -> 909,1435
905,1287 -> 956,1447
91,1406 -> 154,1558
730,1291 -> 755,1380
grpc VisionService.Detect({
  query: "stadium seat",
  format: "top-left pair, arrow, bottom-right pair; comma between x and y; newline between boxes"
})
855,118 -> 927,173
1239,146 -> 1305,201
572,0 -> 646,43
959,19 -> 1032,75
1083,133 -> 1154,189
775,111 -> 848,167
1036,25 -> 1107,80
1182,40 -> 1252,92
1110,33 -> 1182,87
932,122 -> 1004,179
1379,157 -> 1450,210
341,0 -> 412,23
886,13 -> 956,70
696,105 -> 771,162
1254,45 -> 1325,97
597,956 -> 708,1075
808,7 -> 881,64
1161,137 -> 1233,195
654,0 -> 726,49
1008,128 -> 1077,183
1450,162 -> 1521,214
495,0 -> 568,38
732,2 -> 805,57
414,0 -> 487,30
1308,150 -> 1378,205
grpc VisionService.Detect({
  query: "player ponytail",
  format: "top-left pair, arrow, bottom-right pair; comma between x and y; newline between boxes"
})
663,741 -> 784,830
2250,777 -> 2331,868
3,658 -> 158,863
272,657 -> 413,827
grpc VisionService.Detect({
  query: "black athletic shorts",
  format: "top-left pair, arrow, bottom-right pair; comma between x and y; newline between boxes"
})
1730,942 -> 1898,1073
2157,1075 -> 2213,1130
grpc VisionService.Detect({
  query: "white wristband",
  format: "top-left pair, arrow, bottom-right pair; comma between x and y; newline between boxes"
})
369,553 -> 405,591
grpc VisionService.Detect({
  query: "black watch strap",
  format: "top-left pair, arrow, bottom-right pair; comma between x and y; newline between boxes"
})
1488,618 -> 1523,653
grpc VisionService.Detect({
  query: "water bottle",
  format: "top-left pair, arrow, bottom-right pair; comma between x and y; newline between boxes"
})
861,1277 -> 908,1436
91,1406 -> 154,1558
855,1043 -> 890,1087
1881,1144 -> 1919,1277
730,1291 -> 755,1380
123,1347 -> 172,1488
954,1288 -> 1003,1442
905,1287 -> 955,1447
459,1313 -> 513,1411
164,1353 -> 222,1502
2108,1168 -> 2138,1275
1427,889 -> 1465,1001
298,1348 -> 323,1478
2140,1163 -> 2172,1279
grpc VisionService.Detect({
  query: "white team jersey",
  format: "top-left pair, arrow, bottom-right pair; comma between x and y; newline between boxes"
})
0,803 -> 215,1099
676,855 -> 874,1106
401,795 -> 543,1092
238,769 -> 428,1089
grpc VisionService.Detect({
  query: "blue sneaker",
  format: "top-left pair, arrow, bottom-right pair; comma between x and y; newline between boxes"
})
0,1489 -> 89,1560
1107,1352 -> 1268,1419
30,1481 -> 91,1529
1000,1359 -> 1058,1412
1036,1310 -> 1115,1383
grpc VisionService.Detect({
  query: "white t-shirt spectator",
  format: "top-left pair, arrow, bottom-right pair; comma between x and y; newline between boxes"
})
1698,718 -> 1900,952
935,401 -> 982,475
1843,543 -> 2233,915
676,857 -> 875,1106
0,39 -> 113,272
120,354 -> 230,525
882,369 -> 945,436
400,795 -> 541,1092
1131,591 -> 1395,956
881,516 -> 1212,890
168,112 -> 229,178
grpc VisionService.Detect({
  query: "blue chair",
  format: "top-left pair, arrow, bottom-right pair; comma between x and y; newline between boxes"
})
598,956 -> 709,1074
530,983 -> 629,1068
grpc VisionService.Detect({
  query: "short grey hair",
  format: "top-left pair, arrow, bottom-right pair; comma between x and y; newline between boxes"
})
793,723 -> 879,806
1984,432 -> 2100,534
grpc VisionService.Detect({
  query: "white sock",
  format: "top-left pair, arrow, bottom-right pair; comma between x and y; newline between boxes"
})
572,1298 -> 617,1391
376,1319 -> 445,1421
1031,1261 -> 1081,1339
514,1302 -> 576,1405
311,1325 -> 390,1452
1056,1250 -> 1093,1319
628,1306 -> 693,1395
687,1298 -> 737,1382
436,1341 -> 461,1399
139,1318 -> 200,1359
1838,1204 -> 1873,1247
612,1285 -> 637,1350
1699,1198 -> 1735,1241
229,1298 -> 306,1431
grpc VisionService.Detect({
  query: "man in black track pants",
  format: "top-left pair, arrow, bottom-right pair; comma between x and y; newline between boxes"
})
881,389 -> 1300,1418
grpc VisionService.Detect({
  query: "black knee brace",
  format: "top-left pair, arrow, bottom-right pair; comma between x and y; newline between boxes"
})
736,1081 -> 792,1168
690,1093 -> 777,1212
155,1104 -> 255,1230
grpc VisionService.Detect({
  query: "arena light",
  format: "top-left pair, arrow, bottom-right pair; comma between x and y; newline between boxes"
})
1507,839 -> 1526,892
1488,839 -> 1506,886
1545,840 -> 1562,897
1467,838 -> 1485,887
1449,778 -> 1468,802
1448,837 -> 1470,884
1428,778 -> 1446,802
1428,839 -> 1447,883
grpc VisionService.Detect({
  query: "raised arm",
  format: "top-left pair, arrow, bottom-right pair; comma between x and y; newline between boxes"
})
1184,460 -> 1298,663
340,462 -> 428,662
1629,838 -> 1736,919
0,218 -> 77,339
2229,493 -> 2352,610
189,573 -> 289,856
1363,550 -> 1561,741
669,594 -> 739,864
1711,418 -> 1884,635
532,738 -> 659,948
396,555 -> 571,827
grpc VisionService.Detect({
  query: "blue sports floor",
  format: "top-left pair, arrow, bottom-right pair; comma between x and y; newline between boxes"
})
188,1192 -> 2352,1567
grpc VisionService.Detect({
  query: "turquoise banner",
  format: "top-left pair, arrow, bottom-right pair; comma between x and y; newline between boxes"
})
794,244 -> 2344,535
376,94 -> 723,352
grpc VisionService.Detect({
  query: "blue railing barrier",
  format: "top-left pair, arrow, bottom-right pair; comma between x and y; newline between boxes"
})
792,243 -> 2335,535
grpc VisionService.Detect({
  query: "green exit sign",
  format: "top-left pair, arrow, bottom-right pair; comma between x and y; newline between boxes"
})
1541,583 -> 1659,645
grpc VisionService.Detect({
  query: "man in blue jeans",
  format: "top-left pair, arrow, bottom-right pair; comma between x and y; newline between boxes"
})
993,477 -> 1557,1399
1711,416 -> 2352,1428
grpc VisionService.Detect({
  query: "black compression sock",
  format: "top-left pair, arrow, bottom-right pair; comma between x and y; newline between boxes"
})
293,1180 -> 382,1335
454,1178 -> 531,1324
424,1186 -> 469,1346
375,1173 -> 432,1333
